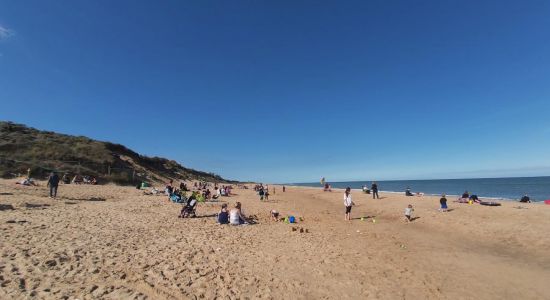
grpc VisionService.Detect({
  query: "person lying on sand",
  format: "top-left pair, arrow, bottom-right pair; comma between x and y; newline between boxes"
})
16,178 -> 36,186
229,202 -> 248,225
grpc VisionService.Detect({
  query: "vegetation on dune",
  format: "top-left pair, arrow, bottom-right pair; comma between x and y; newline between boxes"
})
0,121 -> 232,185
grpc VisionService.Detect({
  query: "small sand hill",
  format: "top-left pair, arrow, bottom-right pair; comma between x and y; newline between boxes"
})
0,180 -> 549,299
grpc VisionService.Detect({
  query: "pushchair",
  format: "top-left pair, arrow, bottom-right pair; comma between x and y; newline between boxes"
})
179,197 -> 197,218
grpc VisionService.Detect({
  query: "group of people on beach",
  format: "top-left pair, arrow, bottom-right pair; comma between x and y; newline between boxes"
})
216,202 -> 248,225
17,171 -> 97,199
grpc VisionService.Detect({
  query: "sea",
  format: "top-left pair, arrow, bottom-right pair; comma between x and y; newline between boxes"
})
290,176 -> 550,202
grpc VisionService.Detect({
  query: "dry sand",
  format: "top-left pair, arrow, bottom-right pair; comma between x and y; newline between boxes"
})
1,179 -> 549,299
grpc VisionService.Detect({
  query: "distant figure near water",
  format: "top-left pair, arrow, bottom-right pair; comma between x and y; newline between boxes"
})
520,194 -> 531,203
405,187 -> 414,196
371,182 -> 379,199
439,194 -> 448,212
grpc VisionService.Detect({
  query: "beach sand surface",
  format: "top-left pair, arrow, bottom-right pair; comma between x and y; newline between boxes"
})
1,179 -> 549,299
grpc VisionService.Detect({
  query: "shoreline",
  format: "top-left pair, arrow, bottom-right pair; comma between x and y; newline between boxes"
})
286,183 -> 547,202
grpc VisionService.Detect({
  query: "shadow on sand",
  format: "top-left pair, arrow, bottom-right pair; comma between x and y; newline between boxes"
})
0,204 -> 15,211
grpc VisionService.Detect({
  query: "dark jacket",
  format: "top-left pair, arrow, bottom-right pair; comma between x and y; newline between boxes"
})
48,174 -> 60,187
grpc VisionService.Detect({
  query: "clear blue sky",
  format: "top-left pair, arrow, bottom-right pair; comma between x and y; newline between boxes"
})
1,1 -> 550,183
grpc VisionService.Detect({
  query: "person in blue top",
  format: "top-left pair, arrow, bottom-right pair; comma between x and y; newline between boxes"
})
217,204 -> 229,224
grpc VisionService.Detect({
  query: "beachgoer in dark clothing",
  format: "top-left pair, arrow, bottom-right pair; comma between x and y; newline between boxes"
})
462,191 -> 470,199
520,195 -> 531,203
47,172 -> 60,198
283,186 -> 286,192
440,195 -> 448,211
371,183 -> 379,199
405,187 -> 413,196
218,204 -> 229,224
469,194 -> 480,203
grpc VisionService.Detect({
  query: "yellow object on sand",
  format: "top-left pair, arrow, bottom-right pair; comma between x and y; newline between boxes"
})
372,219 -> 376,223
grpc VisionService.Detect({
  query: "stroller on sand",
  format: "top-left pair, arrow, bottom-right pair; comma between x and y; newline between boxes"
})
179,197 -> 198,218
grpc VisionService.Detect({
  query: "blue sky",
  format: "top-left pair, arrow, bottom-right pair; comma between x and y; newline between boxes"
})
1,0 -> 550,183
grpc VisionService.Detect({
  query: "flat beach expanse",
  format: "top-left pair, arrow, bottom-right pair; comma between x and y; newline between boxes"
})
1,179 -> 549,299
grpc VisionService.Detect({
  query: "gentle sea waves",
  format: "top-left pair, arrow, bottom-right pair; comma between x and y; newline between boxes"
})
291,176 -> 550,201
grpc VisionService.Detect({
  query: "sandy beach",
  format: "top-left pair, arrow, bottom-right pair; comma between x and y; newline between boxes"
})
1,179 -> 549,299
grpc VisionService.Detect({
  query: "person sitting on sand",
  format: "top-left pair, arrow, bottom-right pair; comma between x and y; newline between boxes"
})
455,190 -> 470,203
344,187 -> 354,221
440,194 -> 448,212
270,209 -> 280,221
405,187 -> 414,196
218,204 -> 229,224
405,204 -> 414,222
72,175 -> 83,184
520,194 -> 531,203
229,202 -> 247,225
469,194 -> 480,203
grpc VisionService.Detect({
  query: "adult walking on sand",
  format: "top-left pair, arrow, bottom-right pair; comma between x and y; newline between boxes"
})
344,187 -> 354,221
371,182 -> 379,199
47,172 -> 60,198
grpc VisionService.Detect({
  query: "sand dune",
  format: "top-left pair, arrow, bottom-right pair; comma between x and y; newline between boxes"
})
1,179 -> 549,299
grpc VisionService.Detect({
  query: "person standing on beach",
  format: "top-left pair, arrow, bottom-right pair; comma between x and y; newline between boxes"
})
439,194 -> 448,212
283,185 -> 286,192
344,187 -> 354,221
47,172 -> 60,198
371,182 -> 379,199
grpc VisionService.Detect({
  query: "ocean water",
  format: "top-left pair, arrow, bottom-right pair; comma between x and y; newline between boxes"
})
291,176 -> 550,202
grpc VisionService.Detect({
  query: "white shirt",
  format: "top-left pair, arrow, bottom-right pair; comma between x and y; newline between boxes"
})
405,207 -> 413,216
344,194 -> 353,207
229,209 -> 241,225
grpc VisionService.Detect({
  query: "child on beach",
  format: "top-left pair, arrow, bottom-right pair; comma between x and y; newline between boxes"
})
344,187 -> 354,221
270,209 -> 279,221
218,204 -> 229,224
404,204 -> 414,222
440,194 -> 448,212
